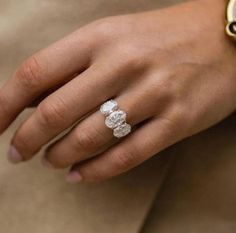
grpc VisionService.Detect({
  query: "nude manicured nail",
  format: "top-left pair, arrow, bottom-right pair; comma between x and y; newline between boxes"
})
66,171 -> 83,184
7,145 -> 23,164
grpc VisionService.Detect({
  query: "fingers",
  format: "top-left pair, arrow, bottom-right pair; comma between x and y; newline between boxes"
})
41,75 -> 172,168
43,90 -> 155,168
0,28 -> 93,133
43,111 -> 115,168
9,62 -> 125,163
67,116 -> 181,183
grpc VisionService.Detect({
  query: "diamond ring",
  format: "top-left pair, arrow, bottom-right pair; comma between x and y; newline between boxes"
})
100,100 -> 132,138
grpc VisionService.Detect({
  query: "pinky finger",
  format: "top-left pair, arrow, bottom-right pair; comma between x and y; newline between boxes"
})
66,115 -> 182,183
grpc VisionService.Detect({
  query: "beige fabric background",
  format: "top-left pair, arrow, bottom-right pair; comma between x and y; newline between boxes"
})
1,0 -> 236,233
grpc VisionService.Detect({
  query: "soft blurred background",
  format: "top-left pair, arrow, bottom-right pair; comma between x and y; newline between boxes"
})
1,0 -> 236,233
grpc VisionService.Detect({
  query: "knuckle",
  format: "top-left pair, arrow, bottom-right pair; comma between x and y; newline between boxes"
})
172,106 -> 193,134
73,128 -> 102,151
153,78 -> 175,101
159,107 -> 187,137
93,18 -> 116,40
15,56 -> 43,90
123,54 -> 141,69
114,148 -> 138,169
115,44 -> 147,72
37,101 -> 66,128
169,105 -> 187,126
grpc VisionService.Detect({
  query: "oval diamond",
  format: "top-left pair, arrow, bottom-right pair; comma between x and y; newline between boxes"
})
105,110 -> 126,129
100,100 -> 118,116
113,123 -> 131,138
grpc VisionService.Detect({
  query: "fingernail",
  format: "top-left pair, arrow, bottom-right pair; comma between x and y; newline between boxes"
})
66,171 -> 83,184
7,145 -> 23,164
42,157 -> 54,168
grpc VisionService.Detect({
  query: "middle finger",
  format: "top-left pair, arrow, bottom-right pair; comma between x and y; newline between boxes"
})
9,62 -> 124,162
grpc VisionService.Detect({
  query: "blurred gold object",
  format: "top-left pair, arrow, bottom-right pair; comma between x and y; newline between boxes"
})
226,0 -> 236,38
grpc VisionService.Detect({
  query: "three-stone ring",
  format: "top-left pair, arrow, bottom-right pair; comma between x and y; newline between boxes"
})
100,100 -> 132,138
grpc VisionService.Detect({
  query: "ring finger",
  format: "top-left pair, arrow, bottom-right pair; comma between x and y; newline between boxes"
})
43,87 -> 164,169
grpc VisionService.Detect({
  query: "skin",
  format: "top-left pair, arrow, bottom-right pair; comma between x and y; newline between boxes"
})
3,0 -> 236,183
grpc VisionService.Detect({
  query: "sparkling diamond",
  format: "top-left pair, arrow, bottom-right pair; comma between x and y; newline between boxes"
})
100,100 -> 118,116
105,110 -> 126,129
113,123 -> 131,138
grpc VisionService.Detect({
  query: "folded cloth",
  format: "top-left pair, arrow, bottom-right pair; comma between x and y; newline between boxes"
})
141,114 -> 236,233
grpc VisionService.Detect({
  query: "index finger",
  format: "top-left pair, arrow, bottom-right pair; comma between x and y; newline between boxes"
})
0,27 -> 93,133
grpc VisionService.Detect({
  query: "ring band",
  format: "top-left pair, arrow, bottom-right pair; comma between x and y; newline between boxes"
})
100,100 -> 132,138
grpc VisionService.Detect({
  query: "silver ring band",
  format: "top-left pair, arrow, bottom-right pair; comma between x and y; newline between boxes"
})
100,100 -> 131,138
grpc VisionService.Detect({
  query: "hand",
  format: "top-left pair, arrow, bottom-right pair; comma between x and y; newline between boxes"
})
4,0 -> 236,182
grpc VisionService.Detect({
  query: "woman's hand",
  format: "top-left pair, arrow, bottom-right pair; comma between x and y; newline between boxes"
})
4,0 -> 236,182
